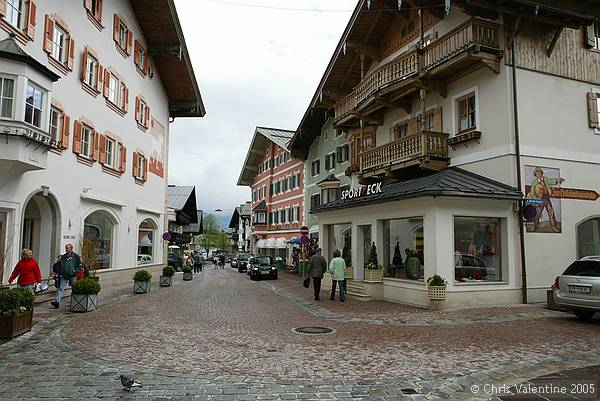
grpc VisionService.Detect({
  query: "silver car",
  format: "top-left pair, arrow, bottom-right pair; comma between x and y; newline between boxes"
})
554,256 -> 600,320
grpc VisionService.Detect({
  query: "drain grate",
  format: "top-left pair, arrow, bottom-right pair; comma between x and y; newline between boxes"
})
293,326 -> 334,334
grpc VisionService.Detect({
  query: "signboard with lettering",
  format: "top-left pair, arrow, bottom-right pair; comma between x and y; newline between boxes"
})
341,182 -> 383,201
550,188 -> 599,201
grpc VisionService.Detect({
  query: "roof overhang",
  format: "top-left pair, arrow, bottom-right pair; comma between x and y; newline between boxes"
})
130,0 -> 205,118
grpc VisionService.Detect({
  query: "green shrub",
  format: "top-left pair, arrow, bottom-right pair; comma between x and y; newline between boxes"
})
365,242 -> 382,270
72,278 -> 101,295
133,269 -> 152,282
427,275 -> 446,287
182,265 -> 192,273
162,265 -> 175,277
0,288 -> 34,316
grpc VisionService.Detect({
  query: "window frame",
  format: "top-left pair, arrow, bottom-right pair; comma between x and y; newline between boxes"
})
49,106 -> 62,143
5,0 -> 23,29
453,87 -> 480,136
0,75 -> 15,119
105,137 -> 115,168
24,82 -> 44,128
84,52 -> 98,88
311,159 -> 321,176
80,124 -> 93,158
51,23 -> 67,63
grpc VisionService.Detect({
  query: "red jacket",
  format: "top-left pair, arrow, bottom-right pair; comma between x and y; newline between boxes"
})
9,258 -> 42,285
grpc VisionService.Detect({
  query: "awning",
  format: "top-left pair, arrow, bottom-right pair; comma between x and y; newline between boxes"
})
275,238 -> 288,249
256,239 -> 267,248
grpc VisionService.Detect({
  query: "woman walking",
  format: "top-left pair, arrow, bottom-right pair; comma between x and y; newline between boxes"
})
8,249 -> 42,293
328,249 -> 346,302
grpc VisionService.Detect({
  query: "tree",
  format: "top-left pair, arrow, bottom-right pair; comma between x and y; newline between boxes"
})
216,231 -> 230,253
196,213 -> 220,254
366,242 -> 380,269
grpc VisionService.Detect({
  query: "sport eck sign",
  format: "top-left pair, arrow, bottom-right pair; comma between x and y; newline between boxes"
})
341,182 -> 383,201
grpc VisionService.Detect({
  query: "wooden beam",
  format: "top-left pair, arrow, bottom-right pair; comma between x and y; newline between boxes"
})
347,41 -> 381,61
505,14 -> 523,49
415,78 -> 447,98
546,26 -> 564,57
338,54 -> 360,90
375,95 -> 412,114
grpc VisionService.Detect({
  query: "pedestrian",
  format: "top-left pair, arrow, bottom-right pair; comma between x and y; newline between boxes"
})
328,249 -> 346,302
193,252 -> 203,273
8,249 -> 42,293
51,254 -> 61,288
307,248 -> 327,301
51,244 -> 84,309
405,250 -> 421,280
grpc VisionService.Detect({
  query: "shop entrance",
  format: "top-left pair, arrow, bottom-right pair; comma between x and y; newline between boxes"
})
21,193 -> 60,277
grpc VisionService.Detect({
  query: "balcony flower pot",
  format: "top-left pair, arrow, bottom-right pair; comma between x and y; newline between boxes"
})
160,266 -> 175,287
70,278 -> 101,313
0,288 -> 34,339
133,269 -> 152,294
364,268 -> 383,283
344,266 -> 353,279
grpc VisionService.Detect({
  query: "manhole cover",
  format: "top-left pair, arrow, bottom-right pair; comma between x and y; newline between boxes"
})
293,326 -> 334,334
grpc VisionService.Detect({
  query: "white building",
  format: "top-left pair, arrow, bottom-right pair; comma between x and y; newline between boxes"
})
229,202 -> 251,253
0,0 -> 204,285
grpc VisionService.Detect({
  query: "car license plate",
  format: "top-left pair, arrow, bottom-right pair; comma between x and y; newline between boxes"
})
569,285 -> 591,294
261,270 -> 271,275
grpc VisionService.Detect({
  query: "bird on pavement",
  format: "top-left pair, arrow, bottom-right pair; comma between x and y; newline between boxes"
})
119,374 -> 142,391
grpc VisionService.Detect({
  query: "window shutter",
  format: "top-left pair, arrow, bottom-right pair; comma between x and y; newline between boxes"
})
73,120 -> 82,154
103,69 -> 110,97
80,47 -> 88,82
96,64 -> 104,92
25,1 -> 36,39
145,106 -> 151,128
43,15 -> 54,53
143,157 -> 148,180
99,134 -> 106,164
92,130 -> 99,161
585,23 -> 596,49
433,108 -> 443,131
0,0 -> 7,17
66,37 -> 75,70
142,52 -> 148,74
587,92 -> 599,129
95,0 -> 103,21
123,87 -> 129,112
120,144 -> 127,173
126,31 -> 133,55
60,114 -> 70,150
134,40 -> 140,65
113,14 -> 120,42
84,0 -> 92,12
135,97 -> 140,122
132,152 -> 139,178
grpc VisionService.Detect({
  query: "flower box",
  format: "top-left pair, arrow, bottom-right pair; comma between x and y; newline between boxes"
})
0,309 -> 33,339
428,285 -> 447,300
344,266 -> 353,279
364,269 -> 383,283
159,276 -> 172,287
134,281 -> 150,294
182,272 -> 193,281
70,293 -> 98,313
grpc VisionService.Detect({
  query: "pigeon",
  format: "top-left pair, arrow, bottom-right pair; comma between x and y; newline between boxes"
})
119,374 -> 142,391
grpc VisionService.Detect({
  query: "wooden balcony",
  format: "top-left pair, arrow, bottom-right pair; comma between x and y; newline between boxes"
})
359,131 -> 449,179
334,18 -> 501,125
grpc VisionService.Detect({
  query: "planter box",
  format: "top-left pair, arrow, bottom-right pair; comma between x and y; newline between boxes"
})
0,309 -> 33,339
159,276 -> 172,287
70,293 -> 98,313
364,269 -> 383,283
428,285 -> 447,300
134,281 -> 150,294
182,272 -> 193,281
344,266 -> 353,279
88,276 -> 100,282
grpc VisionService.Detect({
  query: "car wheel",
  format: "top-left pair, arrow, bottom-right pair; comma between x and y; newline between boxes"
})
238,268 -> 242,273
573,310 -> 595,320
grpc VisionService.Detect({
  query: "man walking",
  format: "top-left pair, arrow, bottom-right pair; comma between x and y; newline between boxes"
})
51,244 -> 84,309
307,248 -> 327,301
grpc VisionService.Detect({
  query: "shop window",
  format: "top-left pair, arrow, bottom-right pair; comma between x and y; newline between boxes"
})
331,223 -> 351,267
456,92 -> 477,133
454,217 -> 503,283
137,219 -> 155,265
382,218 -> 424,280
24,83 -> 43,127
83,211 -> 114,270
577,217 -> 600,258
0,77 -> 14,118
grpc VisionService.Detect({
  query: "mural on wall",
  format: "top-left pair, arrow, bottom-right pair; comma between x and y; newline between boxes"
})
149,118 -> 165,178
525,165 -> 564,233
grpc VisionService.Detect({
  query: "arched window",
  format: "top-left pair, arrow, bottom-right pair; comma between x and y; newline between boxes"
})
83,211 -> 114,270
137,219 -> 156,265
577,217 -> 600,258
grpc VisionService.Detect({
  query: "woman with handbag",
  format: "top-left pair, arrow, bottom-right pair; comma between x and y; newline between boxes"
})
8,249 -> 42,293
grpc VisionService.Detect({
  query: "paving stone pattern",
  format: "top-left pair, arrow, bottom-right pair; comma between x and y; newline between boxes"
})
1,266 -> 599,400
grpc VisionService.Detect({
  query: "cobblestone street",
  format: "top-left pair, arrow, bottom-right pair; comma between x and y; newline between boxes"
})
1,265 -> 599,400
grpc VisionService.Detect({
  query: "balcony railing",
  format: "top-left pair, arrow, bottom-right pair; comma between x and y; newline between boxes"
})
334,18 -> 500,121
360,131 -> 448,173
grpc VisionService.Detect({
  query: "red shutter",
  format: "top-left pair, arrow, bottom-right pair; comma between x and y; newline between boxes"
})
60,114 -> 70,150
92,130 -> 99,161
134,40 -> 140,65
99,134 -> 106,164
83,0 -> 92,12
43,15 -> 54,53
126,31 -> 133,55
96,64 -> 103,92
66,37 -> 75,70
0,0 -> 7,17
123,86 -> 129,112
135,97 -> 140,123
145,106 -> 151,128
73,120 -> 82,154
132,152 -> 139,178
113,14 -> 120,42
142,52 -> 148,75
103,69 -> 110,97
143,157 -> 148,181
25,1 -> 36,39
120,144 -> 127,173
80,47 -> 88,82
96,0 -> 103,21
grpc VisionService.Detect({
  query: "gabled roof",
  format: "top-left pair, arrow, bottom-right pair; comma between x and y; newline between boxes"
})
0,34 -> 59,81
317,173 -> 341,186
229,207 -> 241,229
252,200 -> 267,212
130,0 -> 205,118
183,210 -> 203,234
313,168 -> 523,212
237,127 -> 296,186
167,185 -> 198,225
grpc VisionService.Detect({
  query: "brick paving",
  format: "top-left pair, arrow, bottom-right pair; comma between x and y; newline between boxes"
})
0,264 -> 599,400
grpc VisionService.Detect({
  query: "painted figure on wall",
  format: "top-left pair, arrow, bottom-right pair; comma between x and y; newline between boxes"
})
525,166 -> 564,233
149,118 -> 165,178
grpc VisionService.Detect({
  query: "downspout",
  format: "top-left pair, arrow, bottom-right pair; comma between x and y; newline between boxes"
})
511,42 -> 528,304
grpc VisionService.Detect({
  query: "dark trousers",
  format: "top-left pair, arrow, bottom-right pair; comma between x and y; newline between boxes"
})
330,279 -> 346,301
312,277 -> 322,300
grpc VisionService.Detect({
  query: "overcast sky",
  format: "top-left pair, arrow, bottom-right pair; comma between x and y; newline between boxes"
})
168,0 -> 356,221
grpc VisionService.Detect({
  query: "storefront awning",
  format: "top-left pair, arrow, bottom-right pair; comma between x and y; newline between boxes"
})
312,168 -> 523,213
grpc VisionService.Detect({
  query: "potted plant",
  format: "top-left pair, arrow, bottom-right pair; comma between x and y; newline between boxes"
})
133,269 -> 152,294
182,265 -> 193,281
70,278 -> 101,312
0,287 -> 34,339
342,245 -> 353,280
427,274 -> 447,302
160,265 -> 175,287
364,242 -> 384,283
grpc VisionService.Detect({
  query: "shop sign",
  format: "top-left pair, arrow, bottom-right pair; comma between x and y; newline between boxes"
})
525,198 -> 544,205
550,188 -> 599,201
341,182 -> 383,201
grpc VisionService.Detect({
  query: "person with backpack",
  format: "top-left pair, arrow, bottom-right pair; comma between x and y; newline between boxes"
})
51,244 -> 84,309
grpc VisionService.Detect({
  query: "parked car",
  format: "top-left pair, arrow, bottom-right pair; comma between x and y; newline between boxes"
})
137,254 -> 152,265
237,254 -> 251,273
454,253 -> 497,281
554,257 -> 600,320
168,253 -> 182,270
248,255 -> 277,280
